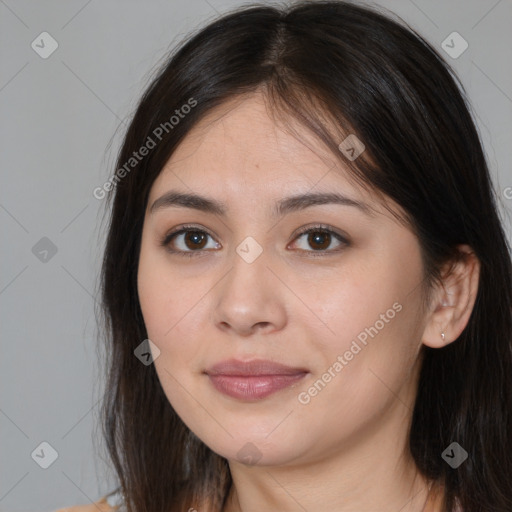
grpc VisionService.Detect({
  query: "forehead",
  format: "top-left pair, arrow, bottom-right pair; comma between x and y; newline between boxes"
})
148,92 -> 396,220
164,94 -> 333,176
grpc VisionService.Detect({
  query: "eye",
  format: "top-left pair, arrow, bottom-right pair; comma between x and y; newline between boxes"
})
160,225 -> 220,257
289,225 -> 349,255
160,223 -> 349,258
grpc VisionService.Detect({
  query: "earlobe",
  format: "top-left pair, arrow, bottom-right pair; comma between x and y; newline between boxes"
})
421,245 -> 480,349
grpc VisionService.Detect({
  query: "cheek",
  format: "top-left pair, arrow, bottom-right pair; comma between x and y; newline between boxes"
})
137,243 -> 212,377
137,240 -> 192,339
300,242 -> 424,389
137,249 -> 204,420
294,295 -> 422,446
298,257 -> 398,352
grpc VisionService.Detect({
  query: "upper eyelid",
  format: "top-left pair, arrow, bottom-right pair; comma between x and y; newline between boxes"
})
164,223 -> 346,239
163,224 -> 348,250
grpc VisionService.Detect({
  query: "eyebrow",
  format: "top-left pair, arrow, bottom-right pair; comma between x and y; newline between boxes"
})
149,190 -> 375,217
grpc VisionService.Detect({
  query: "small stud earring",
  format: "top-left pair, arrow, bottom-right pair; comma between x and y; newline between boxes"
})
441,332 -> 445,341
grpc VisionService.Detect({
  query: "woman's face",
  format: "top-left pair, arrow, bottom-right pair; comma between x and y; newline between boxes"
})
137,92 -> 429,467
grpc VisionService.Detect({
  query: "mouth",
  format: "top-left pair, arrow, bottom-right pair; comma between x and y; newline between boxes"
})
204,359 -> 309,401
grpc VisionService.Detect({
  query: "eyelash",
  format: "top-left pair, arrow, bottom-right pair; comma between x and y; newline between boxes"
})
159,223 -> 350,258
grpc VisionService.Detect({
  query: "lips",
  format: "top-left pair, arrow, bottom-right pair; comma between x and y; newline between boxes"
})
204,359 -> 308,401
206,358 -> 309,376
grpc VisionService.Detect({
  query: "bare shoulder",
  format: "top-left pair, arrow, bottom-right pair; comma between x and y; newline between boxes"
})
54,496 -> 116,512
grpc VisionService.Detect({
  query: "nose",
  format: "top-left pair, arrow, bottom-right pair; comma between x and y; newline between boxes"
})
213,248 -> 287,337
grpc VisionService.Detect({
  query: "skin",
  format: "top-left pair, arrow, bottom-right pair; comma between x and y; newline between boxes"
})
137,90 -> 480,512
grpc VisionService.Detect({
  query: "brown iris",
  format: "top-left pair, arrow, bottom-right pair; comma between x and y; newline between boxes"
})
307,231 -> 331,250
184,231 -> 208,250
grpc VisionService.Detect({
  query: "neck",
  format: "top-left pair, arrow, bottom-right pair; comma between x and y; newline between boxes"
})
222,396 -> 434,512
223,462 -> 432,512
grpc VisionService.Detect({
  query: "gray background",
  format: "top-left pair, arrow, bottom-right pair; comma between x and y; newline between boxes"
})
1,0 -> 511,510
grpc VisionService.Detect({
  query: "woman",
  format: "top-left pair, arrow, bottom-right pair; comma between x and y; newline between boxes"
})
58,1 -> 512,511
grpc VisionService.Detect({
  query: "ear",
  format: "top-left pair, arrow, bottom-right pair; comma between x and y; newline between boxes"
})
422,244 -> 480,348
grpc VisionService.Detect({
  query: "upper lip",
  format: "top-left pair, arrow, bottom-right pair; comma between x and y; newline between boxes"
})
205,358 -> 308,376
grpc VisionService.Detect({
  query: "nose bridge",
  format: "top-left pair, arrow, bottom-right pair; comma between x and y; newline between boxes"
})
213,236 -> 286,335
226,235 -> 270,298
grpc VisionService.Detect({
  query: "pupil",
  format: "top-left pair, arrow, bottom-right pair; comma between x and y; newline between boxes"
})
186,231 -> 206,249
309,232 -> 330,250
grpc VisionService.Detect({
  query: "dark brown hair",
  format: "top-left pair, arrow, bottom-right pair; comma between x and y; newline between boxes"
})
95,1 -> 512,511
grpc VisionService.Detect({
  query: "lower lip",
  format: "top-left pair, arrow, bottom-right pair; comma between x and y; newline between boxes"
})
207,373 -> 307,401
